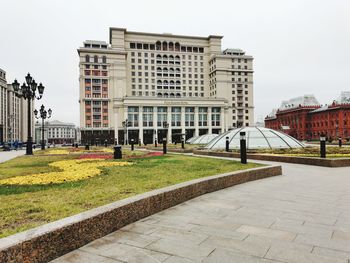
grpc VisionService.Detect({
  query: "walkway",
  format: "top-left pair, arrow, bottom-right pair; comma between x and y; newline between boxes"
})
0,150 -> 26,163
53,160 -> 350,263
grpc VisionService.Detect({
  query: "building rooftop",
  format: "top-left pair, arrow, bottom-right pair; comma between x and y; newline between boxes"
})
279,95 -> 320,110
47,120 -> 76,126
222,49 -> 245,55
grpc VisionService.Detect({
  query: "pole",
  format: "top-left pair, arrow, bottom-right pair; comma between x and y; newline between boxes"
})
339,137 -> 342,147
163,137 -> 167,154
320,135 -> 326,158
26,98 -> 33,155
41,117 -> 45,150
225,136 -> 229,152
181,138 -> 185,149
131,139 -> 134,151
240,132 -> 247,164
155,138 -> 157,147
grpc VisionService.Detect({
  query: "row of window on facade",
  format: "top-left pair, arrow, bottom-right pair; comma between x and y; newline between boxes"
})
125,106 -> 220,127
85,55 -> 107,64
132,52 -> 204,61
209,58 -> 249,65
129,42 -> 204,53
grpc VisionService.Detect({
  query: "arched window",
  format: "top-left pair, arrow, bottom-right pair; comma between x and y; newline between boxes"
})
157,80 -> 162,85
170,80 -> 175,85
175,55 -> 180,60
94,55 -> 98,63
176,80 -> 181,85
85,55 -> 90,62
169,68 -> 174,73
162,41 -> 168,51
156,54 -> 162,59
157,93 -> 162,97
169,42 -> 174,51
175,68 -> 180,73
157,67 -> 162,71
170,93 -> 175,97
164,93 -> 169,97
169,55 -> 174,60
176,93 -> 181,97
163,55 -> 168,60
156,41 -> 161,50
163,80 -> 168,85
102,56 -> 107,63
175,42 -> 180,51
163,67 -> 168,72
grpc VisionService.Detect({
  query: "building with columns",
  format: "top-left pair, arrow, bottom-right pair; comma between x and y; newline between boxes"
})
78,28 -> 254,144
35,120 -> 77,145
0,68 -> 32,145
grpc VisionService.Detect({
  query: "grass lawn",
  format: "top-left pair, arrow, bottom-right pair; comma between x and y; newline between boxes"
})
0,151 -> 261,238
238,146 -> 350,158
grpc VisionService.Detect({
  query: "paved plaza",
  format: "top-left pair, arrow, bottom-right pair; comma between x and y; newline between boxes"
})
52,159 -> 350,263
0,150 -> 26,163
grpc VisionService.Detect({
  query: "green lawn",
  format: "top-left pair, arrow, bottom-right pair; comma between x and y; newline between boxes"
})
240,146 -> 350,158
0,151 -> 260,238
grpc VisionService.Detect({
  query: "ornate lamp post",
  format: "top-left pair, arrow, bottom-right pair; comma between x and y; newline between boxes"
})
12,73 -> 45,155
122,119 -> 131,145
34,105 -> 52,150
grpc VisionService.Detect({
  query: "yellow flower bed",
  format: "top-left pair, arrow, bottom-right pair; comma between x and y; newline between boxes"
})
0,159 -> 132,185
45,149 -> 70,155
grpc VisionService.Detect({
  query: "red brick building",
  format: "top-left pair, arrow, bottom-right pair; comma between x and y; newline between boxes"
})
265,94 -> 350,141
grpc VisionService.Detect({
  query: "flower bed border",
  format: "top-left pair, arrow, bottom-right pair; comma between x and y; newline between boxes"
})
0,165 -> 281,263
193,150 -> 350,167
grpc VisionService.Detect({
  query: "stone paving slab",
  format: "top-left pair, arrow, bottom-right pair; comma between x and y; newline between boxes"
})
53,161 -> 350,263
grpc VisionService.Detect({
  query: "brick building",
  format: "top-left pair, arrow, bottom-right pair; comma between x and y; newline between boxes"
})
265,93 -> 350,141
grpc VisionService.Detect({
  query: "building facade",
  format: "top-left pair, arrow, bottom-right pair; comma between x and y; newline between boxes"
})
0,68 -> 32,145
265,93 -> 350,141
78,28 -> 254,144
35,120 -> 77,145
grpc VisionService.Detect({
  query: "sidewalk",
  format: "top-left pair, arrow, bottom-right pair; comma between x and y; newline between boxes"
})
0,150 -> 26,163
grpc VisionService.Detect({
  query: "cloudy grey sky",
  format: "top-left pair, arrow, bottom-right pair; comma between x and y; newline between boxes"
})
1,0 -> 349,125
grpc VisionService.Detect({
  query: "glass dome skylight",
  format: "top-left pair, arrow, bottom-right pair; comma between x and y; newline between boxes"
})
188,134 -> 219,144
205,127 -> 304,150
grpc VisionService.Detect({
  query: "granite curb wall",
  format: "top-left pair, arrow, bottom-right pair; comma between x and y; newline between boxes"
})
0,165 -> 281,263
193,150 -> 350,167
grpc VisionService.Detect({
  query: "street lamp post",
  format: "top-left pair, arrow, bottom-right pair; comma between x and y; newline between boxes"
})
12,73 -> 45,155
163,121 -> 169,142
34,105 -> 52,150
122,119 -> 131,145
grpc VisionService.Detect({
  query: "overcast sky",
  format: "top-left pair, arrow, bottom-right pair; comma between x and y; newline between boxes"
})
1,0 -> 349,125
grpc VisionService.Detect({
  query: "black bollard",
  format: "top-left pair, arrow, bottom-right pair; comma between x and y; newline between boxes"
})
163,138 -> 167,154
181,138 -> 185,149
114,145 -> 122,159
155,138 -> 158,148
339,137 -> 342,147
75,143 -> 78,148
85,144 -> 90,150
225,136 -> 230,152
320,135 -> 326,158
131,139 -> 134,151
240,132 -> 247,164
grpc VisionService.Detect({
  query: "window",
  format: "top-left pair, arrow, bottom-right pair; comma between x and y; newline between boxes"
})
185,107 -> 195,126
143,106 -> 153,127
212,107 -> 221,126
94,55 -> 98,63
85,55 -> 90,62
198,107 -> 208,126
127,106 -> 139,127
102,56 -> 107,63
171,107 -> 181,126
157,107 -> 167,126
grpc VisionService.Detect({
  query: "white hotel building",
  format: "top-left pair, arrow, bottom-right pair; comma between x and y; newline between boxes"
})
78,28 -> 254,144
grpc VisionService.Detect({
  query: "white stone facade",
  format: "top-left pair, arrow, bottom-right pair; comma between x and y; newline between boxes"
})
0,68 -> 31,144
77,28 -> 254,144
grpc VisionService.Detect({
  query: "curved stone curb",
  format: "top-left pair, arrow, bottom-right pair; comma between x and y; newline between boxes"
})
0,165 -> 282,263
193,150 -> 350,167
